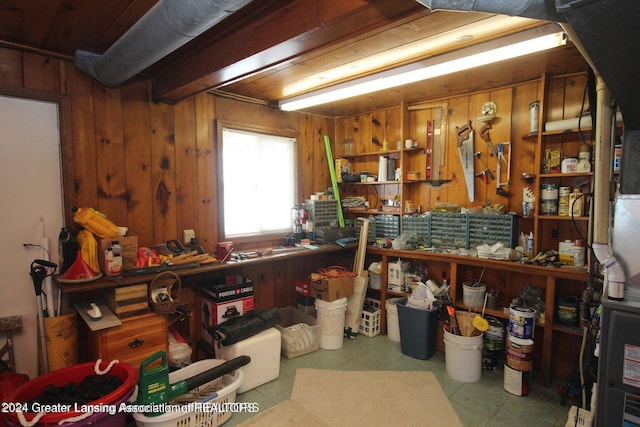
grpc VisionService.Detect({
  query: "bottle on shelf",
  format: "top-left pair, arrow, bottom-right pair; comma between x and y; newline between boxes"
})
526,232 -> 534,258
105,240 -> 123,276
58,227 -> 79,274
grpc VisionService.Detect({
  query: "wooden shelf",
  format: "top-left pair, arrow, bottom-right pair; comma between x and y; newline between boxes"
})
539,172 -> 593,178
341,180 -> 401,185
338,147 -> 424,158
366,246 -> 590,385
541,128 -> 592,136
537,215 -> 589,221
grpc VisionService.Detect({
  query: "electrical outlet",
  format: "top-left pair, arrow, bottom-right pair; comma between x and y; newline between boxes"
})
183,229 -> 196,245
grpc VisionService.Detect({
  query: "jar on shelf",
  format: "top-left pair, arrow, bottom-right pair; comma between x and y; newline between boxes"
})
540,184 -> 558,215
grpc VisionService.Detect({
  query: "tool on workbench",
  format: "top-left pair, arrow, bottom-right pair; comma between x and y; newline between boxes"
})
455,120 -> 475,202
496,142 -> 511,197
166,239 -> 188,255
479,123 -> 499,158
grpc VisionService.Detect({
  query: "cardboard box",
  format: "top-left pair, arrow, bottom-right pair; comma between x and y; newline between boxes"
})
201,275 -> 254,302
99,236 -> 138,272
201,292 -> 254,345
311,276 -> 354,301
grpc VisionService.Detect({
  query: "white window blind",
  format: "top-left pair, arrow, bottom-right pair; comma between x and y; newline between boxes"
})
222,128 -> 296,237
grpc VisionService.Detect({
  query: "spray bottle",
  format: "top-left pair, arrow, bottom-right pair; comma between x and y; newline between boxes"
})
526,232 -> 534,258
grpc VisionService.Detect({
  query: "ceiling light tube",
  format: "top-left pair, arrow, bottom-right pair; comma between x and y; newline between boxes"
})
279,23 -> 567,111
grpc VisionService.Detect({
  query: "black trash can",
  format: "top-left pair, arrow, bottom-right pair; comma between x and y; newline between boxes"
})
396,297 -> 439,360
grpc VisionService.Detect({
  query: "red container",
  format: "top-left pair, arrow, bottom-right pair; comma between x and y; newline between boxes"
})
1,373 -> 30,427
4,360 -> 135,427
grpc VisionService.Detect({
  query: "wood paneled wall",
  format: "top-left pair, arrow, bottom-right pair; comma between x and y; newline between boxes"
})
334,82 -> 543,215
0,47 -> 331,253
0,46 -> 588,253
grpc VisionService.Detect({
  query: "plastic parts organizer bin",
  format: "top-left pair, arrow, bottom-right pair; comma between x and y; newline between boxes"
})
396,298 -> 439,360
133,358 -> 243,427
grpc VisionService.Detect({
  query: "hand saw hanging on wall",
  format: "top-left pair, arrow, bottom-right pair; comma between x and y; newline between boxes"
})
455,120 -> 475,202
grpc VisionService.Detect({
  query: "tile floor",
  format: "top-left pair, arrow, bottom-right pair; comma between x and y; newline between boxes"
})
225,334 -> 575,426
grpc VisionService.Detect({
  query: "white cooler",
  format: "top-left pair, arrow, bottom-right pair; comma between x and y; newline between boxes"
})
215,327 -> 281,393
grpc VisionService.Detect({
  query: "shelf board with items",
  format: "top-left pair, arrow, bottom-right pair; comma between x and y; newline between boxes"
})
335,103 -> 446,227
528,72 -> 596,257
366,247 -> 589,384
338,146 -> 428,217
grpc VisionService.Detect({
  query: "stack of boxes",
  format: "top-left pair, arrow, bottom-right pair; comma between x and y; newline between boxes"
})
200,274 -> 254,346
295,279 -> 315,314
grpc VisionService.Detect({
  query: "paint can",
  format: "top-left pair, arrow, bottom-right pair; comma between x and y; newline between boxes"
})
540,184 -> 558,215
506,335 -> 534,372
508,306 -> 536,340
482,347 -> 497,371
504,364 -> 530,396
558,186 -> 571,216
483,316 -> 504,351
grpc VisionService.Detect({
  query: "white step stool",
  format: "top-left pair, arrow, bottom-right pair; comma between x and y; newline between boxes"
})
215,327 -> 281,393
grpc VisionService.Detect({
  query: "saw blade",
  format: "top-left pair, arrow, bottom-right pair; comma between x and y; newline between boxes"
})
458,130 -> 475,202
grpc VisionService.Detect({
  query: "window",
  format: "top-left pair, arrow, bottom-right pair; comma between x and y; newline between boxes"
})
221,127 -> 297,238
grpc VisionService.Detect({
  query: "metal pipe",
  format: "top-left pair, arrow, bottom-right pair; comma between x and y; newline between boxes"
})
74,0 -> 253,87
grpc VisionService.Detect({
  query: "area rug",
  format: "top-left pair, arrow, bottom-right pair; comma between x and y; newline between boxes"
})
239,369 -> 462,427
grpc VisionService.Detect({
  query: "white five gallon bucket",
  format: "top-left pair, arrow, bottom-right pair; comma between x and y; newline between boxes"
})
385,298 -> 402,342
315,297 -> 348,350
443,328 -> 484,382
462,282 -> 486,308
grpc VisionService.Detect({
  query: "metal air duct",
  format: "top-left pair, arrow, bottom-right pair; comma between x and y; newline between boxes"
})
414,0 -> 567,22
74,0 -> 253,88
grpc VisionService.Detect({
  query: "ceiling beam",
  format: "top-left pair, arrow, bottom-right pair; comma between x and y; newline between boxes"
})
150,0 -> 426,104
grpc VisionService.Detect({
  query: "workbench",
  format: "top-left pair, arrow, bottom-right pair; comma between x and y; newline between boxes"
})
57,243 -> 355,372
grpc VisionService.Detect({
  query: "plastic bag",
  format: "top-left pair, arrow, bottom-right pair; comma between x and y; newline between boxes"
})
407,282 -> 435,310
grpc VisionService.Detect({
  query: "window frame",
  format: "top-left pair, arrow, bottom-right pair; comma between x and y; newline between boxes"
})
215,119 -> 300,243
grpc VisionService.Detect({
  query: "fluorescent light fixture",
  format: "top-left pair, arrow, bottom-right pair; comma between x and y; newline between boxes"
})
282,15 -> 539,97
279,24 -> 566,111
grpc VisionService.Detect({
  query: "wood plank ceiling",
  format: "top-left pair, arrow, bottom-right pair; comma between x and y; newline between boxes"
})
0,0 -> 587,116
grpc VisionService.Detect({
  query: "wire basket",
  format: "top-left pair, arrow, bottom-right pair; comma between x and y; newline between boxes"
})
149,271 -> 181,315
133,359 -> 243,427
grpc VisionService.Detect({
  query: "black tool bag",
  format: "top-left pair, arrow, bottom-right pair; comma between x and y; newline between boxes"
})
214,307 -> 281,347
